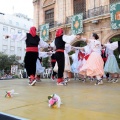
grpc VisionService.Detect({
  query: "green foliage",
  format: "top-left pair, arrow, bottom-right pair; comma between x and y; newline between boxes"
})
80,41 -> 87,47
111,38 -> 120,67
13,75 -> 19,78
42,57 -> 49,68
111,38 -> 120,42
0,52 -> 19,71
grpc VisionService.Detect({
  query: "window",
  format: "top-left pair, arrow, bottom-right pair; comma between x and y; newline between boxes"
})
16,22 -> 19,26
10,50 -> 15,55
10,28 -> 15,34
3,45 -> 7,50
110,0 -> 120,4
45,8 -> 54,27
18,30 -> 22,34
17,47 -> 21,51
24,24 -> 26,28
9,20 -> 12,24
73,0 -> 86,15
10,46 -> 15,51
3,26 -> 8,32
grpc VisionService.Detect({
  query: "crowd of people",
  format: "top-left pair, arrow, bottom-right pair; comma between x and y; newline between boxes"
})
5,27 -> 120,86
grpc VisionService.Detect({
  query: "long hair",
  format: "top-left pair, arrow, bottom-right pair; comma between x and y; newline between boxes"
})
92,33 -> 99,40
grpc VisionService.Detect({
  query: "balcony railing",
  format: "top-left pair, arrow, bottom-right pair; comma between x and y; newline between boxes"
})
66,5 -> 110,24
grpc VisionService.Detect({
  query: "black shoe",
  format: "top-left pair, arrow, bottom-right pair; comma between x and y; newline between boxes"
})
82,78 -> 86,82
95,80 -> 103,85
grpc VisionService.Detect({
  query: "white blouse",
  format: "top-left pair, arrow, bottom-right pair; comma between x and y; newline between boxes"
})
39,52 -> 50,58
50,35 -> 76,49
9,33 -> 49,48
104,42 -> 118,51
88,39 -> 101,54
65,44 -> 72,53
81,38 -> 101,54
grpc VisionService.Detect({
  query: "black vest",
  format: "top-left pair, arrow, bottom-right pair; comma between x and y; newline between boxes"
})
51,54 -> 56,60
55,35 -> 66,50
101,49 -> 107,58
26,33 -> 40,47
118,41 -> 120,54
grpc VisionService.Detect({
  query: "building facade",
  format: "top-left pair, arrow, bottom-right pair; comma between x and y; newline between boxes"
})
0,13 -> 33,63
33,0 -> 120,45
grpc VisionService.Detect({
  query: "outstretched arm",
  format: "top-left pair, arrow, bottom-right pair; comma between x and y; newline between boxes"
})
104,42 -> 118,50
62,35 -> 80,44
39,39 -> 49,48
5,33 -> 26,41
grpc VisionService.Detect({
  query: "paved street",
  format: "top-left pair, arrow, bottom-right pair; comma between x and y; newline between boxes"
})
0,79 -> 120,120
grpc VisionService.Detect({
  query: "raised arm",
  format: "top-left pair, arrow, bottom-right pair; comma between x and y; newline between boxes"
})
39,39 -> 49,48
62,35 -> 80,44
5,33 -> 26,41
104,41 -> 118,50
39,52 -> 50,58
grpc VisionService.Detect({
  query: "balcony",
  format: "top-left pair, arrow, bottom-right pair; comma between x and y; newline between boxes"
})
66,5 -> 110,24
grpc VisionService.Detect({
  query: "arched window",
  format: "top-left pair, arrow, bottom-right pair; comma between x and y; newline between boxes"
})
110,0 -> 120,4
73,0 -> 86,15
45,8 -> 54,28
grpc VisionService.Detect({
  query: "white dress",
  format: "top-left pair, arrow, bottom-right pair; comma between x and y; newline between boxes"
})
54,44 -> 72,72
52,35 -> 76,72
71,49 -> 79,73
36,52 -> 51,75
104,43 -> 120,73
80,39 -> 104,77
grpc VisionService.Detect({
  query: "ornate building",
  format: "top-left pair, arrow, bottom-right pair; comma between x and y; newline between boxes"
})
33,0 -> 120,45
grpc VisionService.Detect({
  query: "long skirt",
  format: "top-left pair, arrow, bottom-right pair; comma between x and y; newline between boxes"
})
104,55 -> 120,73
36,59 -> 45,75
79,52 -> 104,77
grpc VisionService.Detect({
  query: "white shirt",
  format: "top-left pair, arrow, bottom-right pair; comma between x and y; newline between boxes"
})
50,35 -> 76,49
10,33 -> 49,48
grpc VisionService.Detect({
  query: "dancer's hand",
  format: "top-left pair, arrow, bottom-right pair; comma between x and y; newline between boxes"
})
5,35 -> 10,39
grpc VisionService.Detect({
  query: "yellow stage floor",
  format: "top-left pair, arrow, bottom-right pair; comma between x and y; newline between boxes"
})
0,79 -> 120,120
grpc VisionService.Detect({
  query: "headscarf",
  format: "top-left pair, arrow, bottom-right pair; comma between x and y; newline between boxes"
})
29,27 -> 36,37
55,28 -> 63,37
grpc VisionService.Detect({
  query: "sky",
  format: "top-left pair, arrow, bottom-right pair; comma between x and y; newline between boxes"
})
0,0 -> 33,18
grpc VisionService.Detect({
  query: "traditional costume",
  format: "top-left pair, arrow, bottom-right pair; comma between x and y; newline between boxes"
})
104,42 -> 120,83
79,38 -> 104,85
7,27 -> 49,86
50,28 -> 76,85
104,47 -> 120,74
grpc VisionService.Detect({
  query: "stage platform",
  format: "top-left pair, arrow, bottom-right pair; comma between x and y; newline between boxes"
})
0,79 -> 120,120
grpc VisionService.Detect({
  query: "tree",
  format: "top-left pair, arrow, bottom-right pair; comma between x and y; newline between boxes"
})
42,57 -> 49,68
111,37 -> 120,67
0,52 -> 19,72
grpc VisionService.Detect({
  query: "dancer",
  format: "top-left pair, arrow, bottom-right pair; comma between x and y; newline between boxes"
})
101,45 -> 109,80
50,28 -> 80,85
78,33 -> 104,85
104,42 -> 120,83
63,44 -> 72,82
71,49 -> 79,80
6,27 -> 49,86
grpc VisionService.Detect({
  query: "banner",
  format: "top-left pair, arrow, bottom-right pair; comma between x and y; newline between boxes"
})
71,13 -> 83,35
110,2 -> 120,29
40,24 -> 49,41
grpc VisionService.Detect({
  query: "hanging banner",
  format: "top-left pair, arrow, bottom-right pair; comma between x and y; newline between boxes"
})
110,2 -> 120,29
40,24 -> 49,41
71,13 -> 83,35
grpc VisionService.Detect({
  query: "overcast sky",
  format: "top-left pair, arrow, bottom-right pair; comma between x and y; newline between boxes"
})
0,0 -> 33,18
